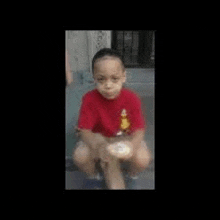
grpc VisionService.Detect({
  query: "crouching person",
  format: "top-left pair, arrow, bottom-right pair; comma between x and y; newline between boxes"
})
72,48 -> 152,189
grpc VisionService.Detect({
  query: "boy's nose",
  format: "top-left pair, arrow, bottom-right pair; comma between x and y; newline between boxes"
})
105,80 -> 113,89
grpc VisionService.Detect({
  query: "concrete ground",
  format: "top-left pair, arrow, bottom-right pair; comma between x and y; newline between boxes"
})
65,168 -> 154,190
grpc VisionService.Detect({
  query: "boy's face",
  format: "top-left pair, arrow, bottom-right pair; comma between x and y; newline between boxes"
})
93,56 -> 126,100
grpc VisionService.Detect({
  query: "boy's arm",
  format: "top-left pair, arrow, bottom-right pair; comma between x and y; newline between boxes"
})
129,129 -> 145,152
80,129 -> 112,162
80,129 -> 108,150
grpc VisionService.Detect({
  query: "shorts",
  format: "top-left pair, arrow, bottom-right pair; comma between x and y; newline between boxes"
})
74,139 -> 147,155
73,139 -> 148,172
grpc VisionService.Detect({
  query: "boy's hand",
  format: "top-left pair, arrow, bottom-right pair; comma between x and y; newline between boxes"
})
107,141 -> 133,161
122,141 -> 134,160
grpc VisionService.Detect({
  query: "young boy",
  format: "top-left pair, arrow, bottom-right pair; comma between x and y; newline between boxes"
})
73,48 -> 152,189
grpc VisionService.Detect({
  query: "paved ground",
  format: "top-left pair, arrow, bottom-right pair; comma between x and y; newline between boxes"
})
65,169 -> 154,190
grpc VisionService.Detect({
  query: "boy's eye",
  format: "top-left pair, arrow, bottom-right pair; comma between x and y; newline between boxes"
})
112,77 -> 119,82
97,78 -> 105,83
96,77 -> 120,83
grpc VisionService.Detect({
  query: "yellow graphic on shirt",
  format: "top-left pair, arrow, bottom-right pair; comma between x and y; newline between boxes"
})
120,109 -> 130,132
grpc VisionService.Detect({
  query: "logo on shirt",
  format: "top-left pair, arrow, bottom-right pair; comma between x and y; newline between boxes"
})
116,109 -> 130,136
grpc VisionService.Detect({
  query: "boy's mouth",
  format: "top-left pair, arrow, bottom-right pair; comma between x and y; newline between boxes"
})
101,92 -> 116,100
106,92 -> 113,95
104,92 -> 115,97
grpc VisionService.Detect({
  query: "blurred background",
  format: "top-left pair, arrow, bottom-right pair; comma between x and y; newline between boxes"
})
65,30 -> 155,189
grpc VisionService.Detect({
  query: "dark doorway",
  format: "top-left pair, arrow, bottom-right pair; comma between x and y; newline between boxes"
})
112,30 -> 155,68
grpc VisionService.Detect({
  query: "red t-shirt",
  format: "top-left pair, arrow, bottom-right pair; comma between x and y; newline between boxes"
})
78,87 -> 146,137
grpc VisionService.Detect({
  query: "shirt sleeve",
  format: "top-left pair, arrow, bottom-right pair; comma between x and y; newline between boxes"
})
129,94 -> 146,133
78,94 -> 97,130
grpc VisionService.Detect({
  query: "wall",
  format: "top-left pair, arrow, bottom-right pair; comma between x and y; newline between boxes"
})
65,31 -> 111,84
66,31 -> 90,84
86,31 -> 111,72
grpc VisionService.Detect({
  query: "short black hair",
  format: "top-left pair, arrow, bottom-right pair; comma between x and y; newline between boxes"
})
92,48 -> 125,74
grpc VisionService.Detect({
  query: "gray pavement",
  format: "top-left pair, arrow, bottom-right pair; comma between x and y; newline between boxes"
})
65,169 -> 154,190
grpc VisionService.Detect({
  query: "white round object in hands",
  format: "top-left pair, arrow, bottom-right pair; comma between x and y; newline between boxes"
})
107,142 -> 132,158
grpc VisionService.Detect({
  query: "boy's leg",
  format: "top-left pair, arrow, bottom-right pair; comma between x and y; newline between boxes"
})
100,136 -> 126,189
101,155 -> 126,189
72,141 -> 97,177
73,136 -> 126,189
126,141 -> 152,177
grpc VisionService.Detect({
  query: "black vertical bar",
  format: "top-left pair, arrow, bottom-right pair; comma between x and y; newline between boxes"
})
139,30 -> 145,66
138,31 -> 142,65
131,31 -> 133,64
115,31 -> 117,50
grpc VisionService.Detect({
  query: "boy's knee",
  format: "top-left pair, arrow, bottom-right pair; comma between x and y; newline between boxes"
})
73,143 -> 90,166
134,144 -> 152,169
